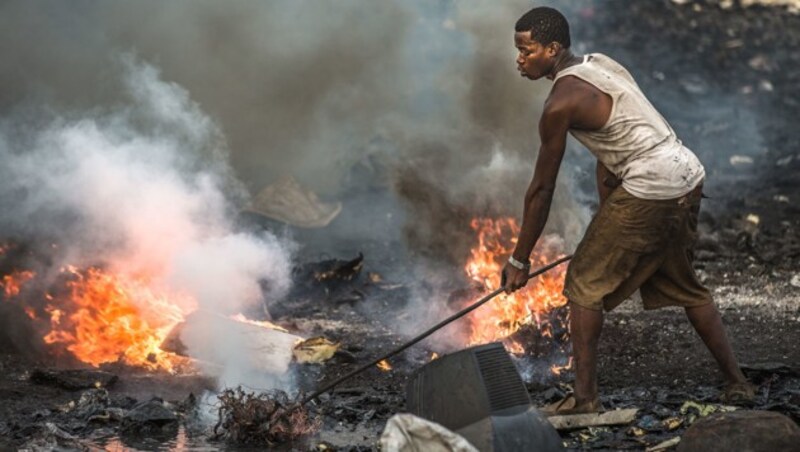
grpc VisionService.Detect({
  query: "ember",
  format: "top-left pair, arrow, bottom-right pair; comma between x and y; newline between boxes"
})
464,218 -> 569,358
1,270 -> 35,298
377,359 -> 393,372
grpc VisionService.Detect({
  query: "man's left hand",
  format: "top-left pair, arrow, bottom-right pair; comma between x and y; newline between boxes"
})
502,262 -> 529,294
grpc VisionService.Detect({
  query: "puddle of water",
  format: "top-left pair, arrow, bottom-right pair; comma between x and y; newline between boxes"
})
90,425 -> 334,451
93,426 -> 221,452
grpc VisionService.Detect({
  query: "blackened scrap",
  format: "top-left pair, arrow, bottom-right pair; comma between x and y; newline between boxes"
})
270,254 -> 368,317
212,387 -> 320,446
287,253 -> 365,296
313,253 -> 364,282
31,368 -> 118,391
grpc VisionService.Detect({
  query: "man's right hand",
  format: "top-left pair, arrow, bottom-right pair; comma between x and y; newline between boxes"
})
502,261 -> 529,294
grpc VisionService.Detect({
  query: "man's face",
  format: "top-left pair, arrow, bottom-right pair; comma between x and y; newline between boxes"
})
514,31 -> 556,81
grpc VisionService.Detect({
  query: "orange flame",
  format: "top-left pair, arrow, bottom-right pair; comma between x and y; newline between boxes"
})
550,356 -> 573,376
1,270 -> 35,298
464,218 -> 568,355
42,266 -> 196,372
229,313 -> 288,333
377,359 -> 392,371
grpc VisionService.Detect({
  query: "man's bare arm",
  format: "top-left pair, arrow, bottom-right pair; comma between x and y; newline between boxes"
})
511,101 -> 570,263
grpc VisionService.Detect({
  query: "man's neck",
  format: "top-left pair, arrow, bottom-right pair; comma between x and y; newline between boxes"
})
549,50 -> 582,80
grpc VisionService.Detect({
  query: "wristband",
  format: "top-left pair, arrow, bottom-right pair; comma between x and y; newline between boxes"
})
507,255 -> 530,270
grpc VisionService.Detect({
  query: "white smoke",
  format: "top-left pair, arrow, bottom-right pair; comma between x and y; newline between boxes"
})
0,55 -> 294,389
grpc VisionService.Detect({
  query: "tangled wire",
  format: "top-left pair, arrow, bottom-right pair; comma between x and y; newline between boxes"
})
212,387 -> 321,446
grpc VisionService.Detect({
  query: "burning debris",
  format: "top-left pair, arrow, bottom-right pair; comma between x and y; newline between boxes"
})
211,386 -> 321,447
0,0 -> 798,450
160,309 -> 302,375
42,265 -> 195,372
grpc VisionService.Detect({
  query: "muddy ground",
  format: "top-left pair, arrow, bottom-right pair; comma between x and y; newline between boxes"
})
1,0 -> 799,451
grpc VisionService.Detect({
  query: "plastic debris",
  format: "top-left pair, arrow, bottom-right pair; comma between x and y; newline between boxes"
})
646,436 -> 681,451
662,416 -> 684,431
245,176 -> 342,228
627,426 -> 647,437
380,413 -> 479,452
293,337 -> 341,364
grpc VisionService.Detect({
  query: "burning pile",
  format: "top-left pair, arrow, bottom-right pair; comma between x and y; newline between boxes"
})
212,387 -> 321,446
0,247 -> 196,372
0,242 -> 298,375
42,266 -> 196,371
463,218 -> 573,375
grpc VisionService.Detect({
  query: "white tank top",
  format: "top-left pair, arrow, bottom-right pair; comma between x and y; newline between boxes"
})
554,53 -> 705,199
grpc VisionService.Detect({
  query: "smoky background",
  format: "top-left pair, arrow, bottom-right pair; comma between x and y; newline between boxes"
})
0,0 -> 769,362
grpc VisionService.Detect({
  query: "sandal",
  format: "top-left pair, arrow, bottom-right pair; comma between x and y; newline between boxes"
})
720,382 -> 757,405
539,394 -> 602,417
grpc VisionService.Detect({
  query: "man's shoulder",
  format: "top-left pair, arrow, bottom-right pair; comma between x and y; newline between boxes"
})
547,74 -> 598,109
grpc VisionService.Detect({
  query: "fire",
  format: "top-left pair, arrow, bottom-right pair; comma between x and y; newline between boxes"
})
230,312 -> 288,333
42,266 -> 196,372
1,270 -> 35,298
550,356 -> 574,376
377,359 -> 392,371
464,218 -> 568,354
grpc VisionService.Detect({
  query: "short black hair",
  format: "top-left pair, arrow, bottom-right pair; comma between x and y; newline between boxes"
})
515,7 -> 571,49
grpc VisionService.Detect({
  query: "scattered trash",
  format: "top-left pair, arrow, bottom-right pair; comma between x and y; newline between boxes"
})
212,386 -> 321,447
161,310 -> 302,375
313,253 -> 364,283
662,416 -> 684,430
627,426 -> 647,437
244,176 -> 342,228
679,400 -> 737,425
293,337 -> 341,364
548,408 -> 639,430
647,436 -> 681,451
573,426 -> 613,444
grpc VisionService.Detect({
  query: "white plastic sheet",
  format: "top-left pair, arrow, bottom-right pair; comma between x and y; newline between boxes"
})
380,413 -> 479,452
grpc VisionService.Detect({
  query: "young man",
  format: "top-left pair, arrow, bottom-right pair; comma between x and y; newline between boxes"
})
501,6 -> 753,415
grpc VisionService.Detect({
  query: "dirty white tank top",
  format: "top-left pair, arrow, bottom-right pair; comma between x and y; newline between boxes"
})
554,53 -> 705,199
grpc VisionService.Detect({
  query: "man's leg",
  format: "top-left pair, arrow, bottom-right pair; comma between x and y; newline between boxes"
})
570,300 -> 604,404
685,303 -> 747,384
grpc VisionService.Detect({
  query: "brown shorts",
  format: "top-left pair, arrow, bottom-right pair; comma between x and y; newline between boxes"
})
563,185 -> 713,311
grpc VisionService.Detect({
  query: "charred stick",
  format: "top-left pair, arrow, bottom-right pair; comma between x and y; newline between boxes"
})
299,254 -> 573,406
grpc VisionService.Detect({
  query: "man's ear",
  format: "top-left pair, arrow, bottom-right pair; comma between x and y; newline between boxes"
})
547,42 -> 561,57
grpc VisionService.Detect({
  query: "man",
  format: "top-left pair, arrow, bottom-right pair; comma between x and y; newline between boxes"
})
501,6 -> 754,415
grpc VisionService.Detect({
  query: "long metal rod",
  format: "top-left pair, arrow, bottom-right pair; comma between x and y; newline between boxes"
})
300,254 -> 573,405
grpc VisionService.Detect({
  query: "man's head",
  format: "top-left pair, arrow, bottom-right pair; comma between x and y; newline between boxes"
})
514,7 -> 571,80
